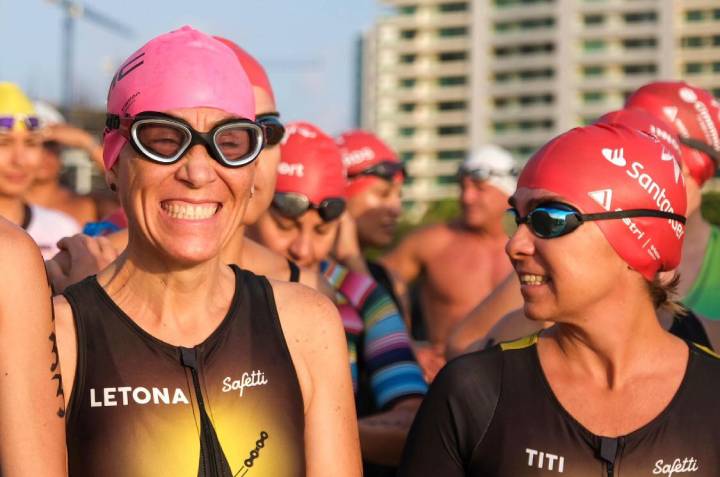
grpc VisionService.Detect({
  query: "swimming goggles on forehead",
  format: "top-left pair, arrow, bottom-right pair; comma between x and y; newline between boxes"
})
256,112 -> 285,147
679,136 -> 720,166
105,111 -> 264,168
0,115 -> 40,131
504,202 -> 686,239
272,192 -> 346,222
348,160 -> 406,181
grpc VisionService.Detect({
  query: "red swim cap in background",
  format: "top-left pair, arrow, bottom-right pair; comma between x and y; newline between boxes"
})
518,124 -> 687,280
597,108 -> 683,160
103,26 -> 255,170
337,130 -> 402,197
213,37 -> 275,104
277,122 -> 346,204
625,81 -> 720,186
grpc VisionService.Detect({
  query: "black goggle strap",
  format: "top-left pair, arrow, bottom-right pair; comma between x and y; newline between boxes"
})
580,208 -> 686,225
349,161 -> 406,179
679,136 -> 720,166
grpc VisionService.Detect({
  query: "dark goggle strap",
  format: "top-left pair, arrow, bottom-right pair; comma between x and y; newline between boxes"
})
579,208 -> 686,225
679,136 -> 720,166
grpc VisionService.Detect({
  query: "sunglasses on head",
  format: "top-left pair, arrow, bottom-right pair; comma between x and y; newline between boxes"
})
679,136 -> 720,167
272,192 -> 346,222
348,160 -> 406,181
504,202 -> 686,239
458,165 -> 515,182
0,115 -> 40,131
105,111 -> 264,168
256,112 -> 285,147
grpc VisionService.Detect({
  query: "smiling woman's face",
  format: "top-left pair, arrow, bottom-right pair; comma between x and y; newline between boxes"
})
505,187 -> 635,323
108,107 -> 257,266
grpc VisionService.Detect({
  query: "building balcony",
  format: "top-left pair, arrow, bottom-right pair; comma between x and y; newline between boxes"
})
490,4 -> 556,21
577,47 -> 661,65
577,23 -> 661,40
394,36 -> 471,54
389,11 -> 470,29
491,53 -> 555,72
680,47 -> 720,61
490,104 -> 554,121
577,0 -> 658,14
488,79 -> 555,96
491,130 -> 555,148
386,60 -> 469,78
491,30 -> 555,47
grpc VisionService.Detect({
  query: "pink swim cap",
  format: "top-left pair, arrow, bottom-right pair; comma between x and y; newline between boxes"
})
103,26 -> 256,170
213,37 -> 275,104
337,130 -> 402,197
625,81 -> 720,186
518,124 -> 687,280
276,122 -> 346,205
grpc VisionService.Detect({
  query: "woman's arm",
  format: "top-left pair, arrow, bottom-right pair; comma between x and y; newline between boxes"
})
273,281 -> 361,476
0,224 -> 66,476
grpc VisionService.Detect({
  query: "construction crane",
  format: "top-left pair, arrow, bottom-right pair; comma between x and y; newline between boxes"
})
46,0 -> 134,111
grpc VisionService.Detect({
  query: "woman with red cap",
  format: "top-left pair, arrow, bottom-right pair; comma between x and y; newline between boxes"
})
626,81 -> 720,320
447,82 -> 720,357
400,124 -> 720,475
249,121 -> 427,473
53,27 -> 360,476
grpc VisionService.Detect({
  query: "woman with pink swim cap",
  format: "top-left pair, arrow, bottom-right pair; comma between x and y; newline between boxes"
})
401,124 -> 720,475
52,27 -> 360,477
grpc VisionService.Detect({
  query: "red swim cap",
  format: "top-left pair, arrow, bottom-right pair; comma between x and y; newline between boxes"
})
213,37 -> 275,104
337,130 -> 402,197
625,81 -> 720,186
276,122 -> 346,205
518,124 -> 687,280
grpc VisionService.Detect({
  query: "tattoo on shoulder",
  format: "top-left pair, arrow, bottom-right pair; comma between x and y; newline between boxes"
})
49,305 -> 65,418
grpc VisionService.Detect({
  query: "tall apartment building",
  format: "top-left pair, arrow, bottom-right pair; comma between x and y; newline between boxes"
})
359,0 -> 720,209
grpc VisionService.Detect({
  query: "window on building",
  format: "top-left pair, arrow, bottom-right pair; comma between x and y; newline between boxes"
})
438,101 -> 467,111
518,68 -> 554,80
399,78 -> 417,88
493,121 -> 511,133
713,35 -> 720,46
624,12 -> 657,24
438,2 -> 468,12
437,150 -> 466,160
584,14 -> 605,26
623,38 -> 657,49
714,9 -> 720,20
400,54 -> 417,64
685,63 -> 704,74
494,97 -> 511,108
439,51 -> 467,62
713,62 -> 720,73
685,10 -> 705,22
400,152 -> 415,161
518,43 -> 555,55
519,94 -> 554,105
622,63 -> 657,75
495,46 -> 513,57
583,39 -> 606,52
438,76 -> 467,86
583,91 -> 606,103
439,26 -> 469,37
437,125 -> 467,135
494,72 -> 514,82
399,102 -> 417,112
437,175 -> 458,185
582,116 -> 598,125
682,36 -> 705,48
713,88 -> 720,99
398,5 -> 418,15
583,65 -> 605,77
399,127 -> 416,137
400,29 -> 418,40
520,17 -> 555,29
495,21 -> 514,33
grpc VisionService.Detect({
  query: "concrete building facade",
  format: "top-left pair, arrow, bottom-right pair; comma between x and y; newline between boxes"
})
360,0 -> 720,209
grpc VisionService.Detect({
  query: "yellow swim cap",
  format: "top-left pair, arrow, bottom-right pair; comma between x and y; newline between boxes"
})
0,82 -> 38,131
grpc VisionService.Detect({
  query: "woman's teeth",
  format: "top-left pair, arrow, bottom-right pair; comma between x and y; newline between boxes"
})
519,274 -> 548,286
162,202 -> 218,220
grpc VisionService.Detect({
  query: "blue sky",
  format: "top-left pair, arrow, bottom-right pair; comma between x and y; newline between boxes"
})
0,0 -> 385,135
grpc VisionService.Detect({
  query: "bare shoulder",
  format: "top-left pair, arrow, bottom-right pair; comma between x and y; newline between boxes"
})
0,219 -> 42,266
270,279 -> 341,336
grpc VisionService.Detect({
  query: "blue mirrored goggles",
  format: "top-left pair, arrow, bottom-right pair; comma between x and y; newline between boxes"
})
504,202 -> 686,239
